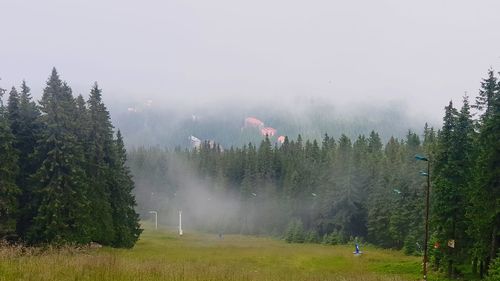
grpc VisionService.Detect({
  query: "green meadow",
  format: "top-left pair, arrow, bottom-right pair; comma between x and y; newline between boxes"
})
1,227 -> 441,281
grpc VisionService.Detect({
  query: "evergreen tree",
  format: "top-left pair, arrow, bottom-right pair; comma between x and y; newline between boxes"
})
451,96 -> 475,263
108,130 -> 142,248
366,131 -> 391,247
384,137 -> 411,249
85,82 -> 116,245
28,68 -> 92,244
350,135 -> 370,237
468,69 -> 500,273
75,95 -> 90,141
432,99 -> 474,276
257,136 -> 274,181
422,123 -> 437,158
0,88 -> 20,240
10,81 -> 43,238
7,87 -> 21,134
329,134 -> 362,239
474,68 -> 497,120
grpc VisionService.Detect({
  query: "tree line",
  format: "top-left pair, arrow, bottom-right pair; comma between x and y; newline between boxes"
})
128,69 -> 499,278
0,68 -> 141,248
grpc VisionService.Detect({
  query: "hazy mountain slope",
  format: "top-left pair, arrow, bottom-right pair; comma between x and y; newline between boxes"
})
110,99 -> 434,148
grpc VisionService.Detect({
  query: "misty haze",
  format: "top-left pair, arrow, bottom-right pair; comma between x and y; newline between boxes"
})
1,1 -> 499,281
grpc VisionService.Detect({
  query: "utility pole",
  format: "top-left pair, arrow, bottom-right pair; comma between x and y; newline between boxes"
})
416,154 -> 430,281
423,159 -> 430,281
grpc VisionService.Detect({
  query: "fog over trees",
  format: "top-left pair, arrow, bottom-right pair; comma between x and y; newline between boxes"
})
111,97 -> 431,149
128,69 -> 499,278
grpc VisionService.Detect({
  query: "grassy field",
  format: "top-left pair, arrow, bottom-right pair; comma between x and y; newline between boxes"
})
0,227 -> 434,281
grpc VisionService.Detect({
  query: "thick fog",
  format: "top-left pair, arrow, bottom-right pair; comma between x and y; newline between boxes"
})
132,151 -> 283,234
2,0 -> 500,124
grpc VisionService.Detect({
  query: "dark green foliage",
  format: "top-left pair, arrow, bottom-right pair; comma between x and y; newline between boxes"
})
9,81 -> 43,239
0,69 -> 141,248
108,131 -> 142,248
431,100 -> 466,276
0,89 -> 20,239
27,69 -> 92,244
467,69 -> 500,274
474,68 -> 497,119
403,234 -> 419,256
85,83 -> 115,244
485,256 -> 500,281
7,87 -> 21,133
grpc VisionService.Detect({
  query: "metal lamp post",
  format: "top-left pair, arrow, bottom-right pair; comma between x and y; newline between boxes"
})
415,154 -> 430,281
149,210 -> 158,230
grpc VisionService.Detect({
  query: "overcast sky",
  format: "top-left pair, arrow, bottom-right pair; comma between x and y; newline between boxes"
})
1,0 -> 500,121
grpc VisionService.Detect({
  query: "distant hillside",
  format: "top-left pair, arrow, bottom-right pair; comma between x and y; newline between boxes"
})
109,98 -> 435,148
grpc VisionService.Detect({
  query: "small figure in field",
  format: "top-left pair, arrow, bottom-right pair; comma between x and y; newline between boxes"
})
353,243 -> 363,255
218,232 -> 223,239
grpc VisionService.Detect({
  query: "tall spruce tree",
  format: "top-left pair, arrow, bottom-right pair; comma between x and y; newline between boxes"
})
28,68 -> 91,244
9,81 -> 43,238
0,88 -> 20,240
468,70 -> 500,274
432,100 -> 471,276
86,83 -> 115,245
385,137 -> 414,249
108,130 -> 142,247
329,134 -> 360,239
366,131 -> 390,247
451,96 -> 475,264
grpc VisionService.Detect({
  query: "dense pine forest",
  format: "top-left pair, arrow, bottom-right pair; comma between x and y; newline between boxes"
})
129,69 -> 499,279
0,68 -> 141,248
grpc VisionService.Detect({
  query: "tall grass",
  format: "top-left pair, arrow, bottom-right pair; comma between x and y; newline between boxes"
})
0,229 -> 424,281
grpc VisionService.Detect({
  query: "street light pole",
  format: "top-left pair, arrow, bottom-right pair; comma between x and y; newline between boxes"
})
149,211 -> 158,230
424,159 -> 431,281
416,155 -> 430,281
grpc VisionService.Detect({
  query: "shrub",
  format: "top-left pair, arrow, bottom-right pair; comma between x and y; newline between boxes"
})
322,231 -> 342,245
284,219 -> 305,243
305,230 -> 320,243
403,234 -> 417,256
485,256 -> 500,281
